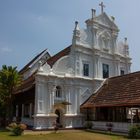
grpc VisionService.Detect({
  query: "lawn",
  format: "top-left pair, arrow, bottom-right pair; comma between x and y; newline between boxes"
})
0,130 -> 128,140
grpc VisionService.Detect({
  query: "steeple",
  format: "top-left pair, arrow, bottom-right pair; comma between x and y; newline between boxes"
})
72,21 -> 80,44
124,37 -> 129,57
91,9 -> 96,19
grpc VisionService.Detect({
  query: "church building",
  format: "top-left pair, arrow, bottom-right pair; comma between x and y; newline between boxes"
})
14,3 -> 131,130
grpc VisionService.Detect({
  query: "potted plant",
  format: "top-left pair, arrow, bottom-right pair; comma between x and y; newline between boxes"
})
6,122 -> 27,136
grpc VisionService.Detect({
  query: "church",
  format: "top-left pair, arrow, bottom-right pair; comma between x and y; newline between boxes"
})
14,3 -> 131,130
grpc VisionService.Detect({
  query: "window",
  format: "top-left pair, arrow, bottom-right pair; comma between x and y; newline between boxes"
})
56,86 -> 62,98
83,63 -> 89,76
120,70 -> 125,75
103,64 -> 109,78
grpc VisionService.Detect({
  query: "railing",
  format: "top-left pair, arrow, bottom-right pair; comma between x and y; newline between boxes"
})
21,117 -> 34,126
90,121 -> 133,133
54,97 -> 66,104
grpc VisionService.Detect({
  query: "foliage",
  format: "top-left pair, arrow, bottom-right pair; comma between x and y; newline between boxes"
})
128,125 -> 140,139
0,65 -> 21,123
83,121 -> 93,129
6,122 -> 27,136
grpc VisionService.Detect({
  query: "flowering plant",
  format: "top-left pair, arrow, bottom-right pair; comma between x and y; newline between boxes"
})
6,122 -> 27,136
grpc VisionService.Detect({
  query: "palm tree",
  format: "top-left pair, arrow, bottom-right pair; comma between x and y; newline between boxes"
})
0,65 -> 21,124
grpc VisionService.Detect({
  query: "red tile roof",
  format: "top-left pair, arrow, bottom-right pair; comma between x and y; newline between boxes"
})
15,74 -> 35,94
19,49 -> 50,74
47,45 -> 71,67
81,71 -> 140,108
16,45 -> 71,93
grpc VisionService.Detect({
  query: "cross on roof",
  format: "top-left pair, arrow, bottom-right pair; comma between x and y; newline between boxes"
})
99,2 -> 105,14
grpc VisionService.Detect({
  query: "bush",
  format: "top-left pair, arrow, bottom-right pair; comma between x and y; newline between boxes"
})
128,125 -> 140,139
84,121 -> 93,129
6,122 -> 27,136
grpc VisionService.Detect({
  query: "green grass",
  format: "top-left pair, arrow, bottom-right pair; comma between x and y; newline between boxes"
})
0,130 -> 129,140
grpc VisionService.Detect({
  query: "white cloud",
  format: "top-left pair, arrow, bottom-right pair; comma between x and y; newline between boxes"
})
0,47 -> 12,53
36,15 -> 48,24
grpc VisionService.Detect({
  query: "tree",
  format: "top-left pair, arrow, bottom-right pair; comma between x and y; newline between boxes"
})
0,65 -> 21,124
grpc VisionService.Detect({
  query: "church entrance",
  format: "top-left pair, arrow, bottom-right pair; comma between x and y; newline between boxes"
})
55,109 -> 63,127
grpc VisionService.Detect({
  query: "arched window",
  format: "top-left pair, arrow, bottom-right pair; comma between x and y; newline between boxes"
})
56,86 -> 62,98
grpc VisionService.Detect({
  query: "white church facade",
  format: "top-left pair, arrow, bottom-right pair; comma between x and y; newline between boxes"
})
14,3 -> 131,129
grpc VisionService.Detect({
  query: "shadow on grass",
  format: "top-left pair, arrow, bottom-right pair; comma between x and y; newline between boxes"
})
0,127 -> 9,132
83,129 -> 129,139
8,133 -> 22,137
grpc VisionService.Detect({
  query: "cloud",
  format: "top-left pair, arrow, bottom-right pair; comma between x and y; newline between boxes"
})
0,47 -> 12,53
23,13 -> 48,26
36,15 -> 48,24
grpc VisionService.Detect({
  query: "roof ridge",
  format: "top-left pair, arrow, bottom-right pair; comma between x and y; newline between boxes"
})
19,49 -> 50,73
109,71 -> 140,80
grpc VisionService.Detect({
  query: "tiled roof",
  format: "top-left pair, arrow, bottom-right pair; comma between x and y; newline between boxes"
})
47,45 -> 71,67
19,49 -> 50,74
15,74 -> 35,94
16,46 -> 71,93
81,71 -> 140,108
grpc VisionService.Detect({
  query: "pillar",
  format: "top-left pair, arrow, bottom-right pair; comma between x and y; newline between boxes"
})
29,103 -> 32,118
16,105 -> 18,117
22,104 -> 24,117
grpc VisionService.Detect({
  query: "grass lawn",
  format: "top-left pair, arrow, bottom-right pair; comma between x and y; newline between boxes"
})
0,130 -> 129,140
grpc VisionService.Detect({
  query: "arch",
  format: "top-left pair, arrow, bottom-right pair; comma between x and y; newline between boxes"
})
52,55 -> 69,75
55,109 -> 61,124
55,109 -> 63,127
55,86 -> 62,98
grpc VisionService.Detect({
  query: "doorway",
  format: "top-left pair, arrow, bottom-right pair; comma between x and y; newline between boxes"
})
55,109 -> 63,127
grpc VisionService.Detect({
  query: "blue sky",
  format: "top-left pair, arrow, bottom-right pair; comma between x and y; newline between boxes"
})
0,0 -> 139,72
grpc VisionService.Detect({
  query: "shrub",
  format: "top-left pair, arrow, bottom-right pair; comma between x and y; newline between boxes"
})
84,121 -> 93,129
6,122 -> 27,136
128,125 -> 140,139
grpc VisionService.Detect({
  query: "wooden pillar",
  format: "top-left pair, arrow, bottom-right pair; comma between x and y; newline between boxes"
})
16,105 -> 18,117
131,108 -> 133,125
93,107 -> 96,120
22,104 -> 24,118
29,103 -> 32,118
112,107 -> 115,122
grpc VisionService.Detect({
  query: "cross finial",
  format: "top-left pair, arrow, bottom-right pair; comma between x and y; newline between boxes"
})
99,2 -> 105,14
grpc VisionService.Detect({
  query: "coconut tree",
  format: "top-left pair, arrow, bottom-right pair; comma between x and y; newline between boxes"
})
0,65 -> 21,124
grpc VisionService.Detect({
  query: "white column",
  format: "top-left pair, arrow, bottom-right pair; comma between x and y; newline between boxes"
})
68,88 -> 71,113
97,56 -> 101,78
117,60 -> 120,75
75,87 -> 80,114
66,86 -> 70,114
22,104 -> 24,117
49,85 -> 55,113
95,55 -> 99,78
77,92 -> 80,114
75,92 -> 77,114
50,92 -> 52,112
16,105 -> 18,117
52,87 -> 55,106
29,103 -> 32,118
